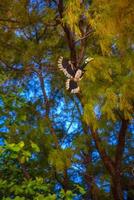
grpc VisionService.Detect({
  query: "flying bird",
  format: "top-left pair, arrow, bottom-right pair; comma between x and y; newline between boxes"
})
58,56 -> 94,93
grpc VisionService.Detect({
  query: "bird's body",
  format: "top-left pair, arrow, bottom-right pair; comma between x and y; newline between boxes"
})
58,56 -> 94,93
66,79 -> 80,93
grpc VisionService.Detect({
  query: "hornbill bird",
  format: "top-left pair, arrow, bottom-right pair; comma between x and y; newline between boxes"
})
58,56 -> 94,93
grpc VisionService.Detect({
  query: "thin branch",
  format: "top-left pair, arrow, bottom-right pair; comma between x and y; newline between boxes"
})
75,29 -> 94,43
0,18 -> 20,23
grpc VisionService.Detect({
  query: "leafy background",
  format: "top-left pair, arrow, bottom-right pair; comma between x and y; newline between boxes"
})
0,0 -> 134,199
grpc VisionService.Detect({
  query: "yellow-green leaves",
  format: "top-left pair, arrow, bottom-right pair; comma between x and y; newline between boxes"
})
30,141 -> 40,153
89,0 -> 134,54
63,0 -> 83,37
48,148 -> 73,172
83,103 -> 98,130
43,194 -> 56,200
5,140 -> 25,152
2,140 -> 40,164
76,185 -> 86,195
102,88 -> 118,121
82,54 -> 133,126
60,189 -> 76,200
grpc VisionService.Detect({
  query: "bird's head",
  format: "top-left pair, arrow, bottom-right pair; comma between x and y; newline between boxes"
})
85,57 -> 94,64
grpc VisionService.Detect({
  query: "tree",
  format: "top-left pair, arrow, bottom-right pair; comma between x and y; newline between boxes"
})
0,0 -> 133,199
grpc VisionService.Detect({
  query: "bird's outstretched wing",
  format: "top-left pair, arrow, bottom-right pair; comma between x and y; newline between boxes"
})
66,79 -> 80,93
58,56 -> 94,94
58,56 -> 76,78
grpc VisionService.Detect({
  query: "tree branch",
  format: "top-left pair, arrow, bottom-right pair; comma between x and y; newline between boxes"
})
91,129 -> 115,176
57,0 -> 77,67
115,119 -> 129,170
75,29 -> 93,44
19,162 -> 30,180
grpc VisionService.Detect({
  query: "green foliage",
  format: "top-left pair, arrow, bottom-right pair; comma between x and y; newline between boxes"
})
48,148 -> 73,172
60,189 -> 76,200
1,140 -> 40,163
0,177 -> 55,199
76,185 -> 86,195
88,0 -> 134,53
63,0 -> 82,37
0,0 -> 133,200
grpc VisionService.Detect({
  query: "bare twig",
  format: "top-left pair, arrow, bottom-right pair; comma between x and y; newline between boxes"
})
75,29 -> 94,43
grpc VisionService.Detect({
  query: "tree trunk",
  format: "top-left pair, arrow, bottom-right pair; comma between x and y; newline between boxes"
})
112,174 -> 123,200
63,167 -> 69,192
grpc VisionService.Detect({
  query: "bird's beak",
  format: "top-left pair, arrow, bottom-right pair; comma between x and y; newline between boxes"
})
85,57 -> 94,63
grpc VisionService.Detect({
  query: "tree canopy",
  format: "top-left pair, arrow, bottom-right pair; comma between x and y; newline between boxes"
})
0,0 -> 134,200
